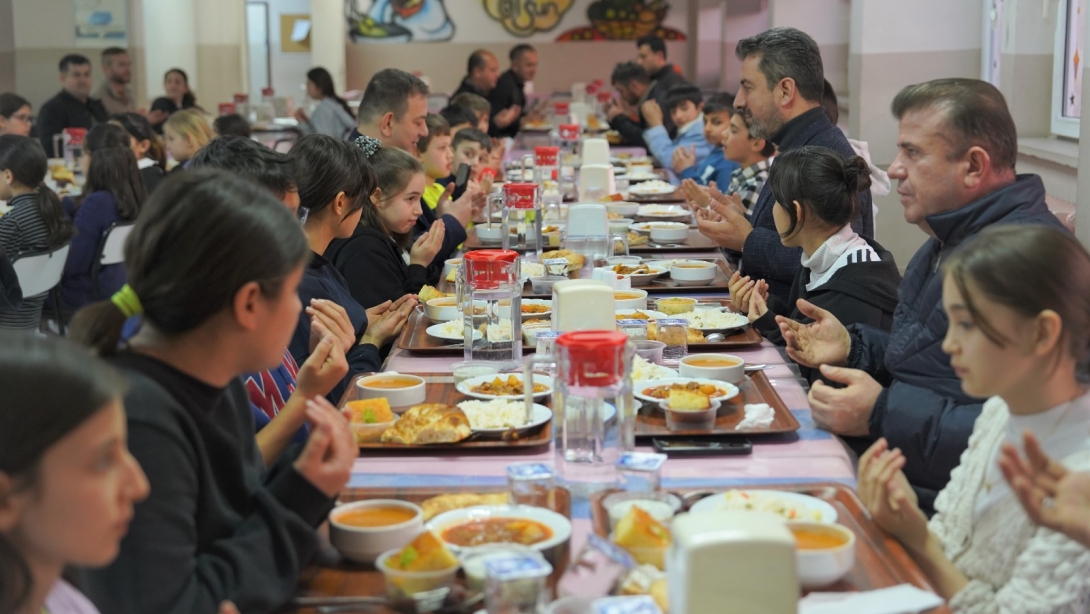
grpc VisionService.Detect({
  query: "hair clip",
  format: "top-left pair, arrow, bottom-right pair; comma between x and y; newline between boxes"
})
354,135 -> 382,158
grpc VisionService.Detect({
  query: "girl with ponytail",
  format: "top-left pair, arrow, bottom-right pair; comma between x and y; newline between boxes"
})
69,170 -> 355,614
0,134 -> 74,331
295,67 -> 356,138
111,112 -> 168,194
729,146 -> 902,383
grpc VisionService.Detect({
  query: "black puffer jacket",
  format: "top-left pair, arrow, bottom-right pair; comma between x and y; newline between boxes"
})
848,175 -> 1068,514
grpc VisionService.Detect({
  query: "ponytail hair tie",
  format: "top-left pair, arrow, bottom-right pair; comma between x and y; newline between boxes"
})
353,135 -> 382,158
111,284 -> 144,318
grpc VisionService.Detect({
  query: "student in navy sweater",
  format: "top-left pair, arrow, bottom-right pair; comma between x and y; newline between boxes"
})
71,170 -> 355,613
674,93 -> 739,187
327,146 -> 443,310
290,134 -> 415,403
59,123 -> 145,313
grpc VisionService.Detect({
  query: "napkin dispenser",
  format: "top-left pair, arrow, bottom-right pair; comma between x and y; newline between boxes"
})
582,138 -> 611,165
578,164 -> 616,200
570,102 -> 591,127
566,204 -> 609,237
668,511 -> 798,614
571,82 -> 588,103
552,280 -> 616,331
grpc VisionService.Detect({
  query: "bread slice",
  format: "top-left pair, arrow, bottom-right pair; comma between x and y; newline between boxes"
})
386,531 -> 459,572
657,298 -> 695,315
380,404 -> 472,445
668,388 -> 711,411
420,493 -> 510,521
614,506 -> 671,550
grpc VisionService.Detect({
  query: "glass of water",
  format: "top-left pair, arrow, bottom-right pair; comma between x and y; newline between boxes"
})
452,360 -> 500,384
656,319 -> 688,365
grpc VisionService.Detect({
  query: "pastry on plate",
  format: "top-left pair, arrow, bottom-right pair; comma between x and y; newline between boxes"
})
420,492 -> 511,521
418,285 -> 449,303
541,249 -> 586,272
380,404 -> 472,445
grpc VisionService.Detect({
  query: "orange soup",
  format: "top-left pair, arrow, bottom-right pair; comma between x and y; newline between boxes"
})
684,357 -> 742,368
363,377 -> 420,389
790,527 -> 849,550
615,292 -> 644,300
336,506 -> 417,528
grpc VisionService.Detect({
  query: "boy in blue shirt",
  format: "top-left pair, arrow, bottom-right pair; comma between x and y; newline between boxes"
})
642,84 -> 714,184
673,93 -> 739,187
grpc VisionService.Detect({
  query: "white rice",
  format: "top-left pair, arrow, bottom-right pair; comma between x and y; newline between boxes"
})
456,399 -> 532,430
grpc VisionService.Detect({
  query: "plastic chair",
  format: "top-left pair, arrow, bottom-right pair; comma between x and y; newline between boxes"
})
11,243 -> 71,334
92,222 -> 134,301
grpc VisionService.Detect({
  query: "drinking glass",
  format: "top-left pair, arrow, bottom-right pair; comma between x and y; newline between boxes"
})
657,319 -> 688,365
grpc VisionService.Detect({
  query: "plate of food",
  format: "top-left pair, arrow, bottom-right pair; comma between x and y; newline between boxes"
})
615,308 -> 668,321
629,180 -> 678,196
540,249 -> 587,273
626,231 -> 649,246
516,299 -> 553,320
627,171 -> 660,182
426,320 -> 484,343
456,373 -> 554,400
520,261 -> 546,280
607,263 -> 667,286
455,399 -> 552,436
689,489 -> 838,523
675,310 -> 749,332
427,504 -> 572,553
631,355 -> 679,383
637,204 -> 689,218
635,378 -> 740,404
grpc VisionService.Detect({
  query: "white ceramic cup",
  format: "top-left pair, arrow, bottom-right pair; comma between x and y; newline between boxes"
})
328,499 -> 424,564
678,353 -> 745,384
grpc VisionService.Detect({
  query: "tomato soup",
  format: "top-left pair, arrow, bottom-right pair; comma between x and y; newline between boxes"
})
790,527 -> 849,550
362,377 -> 421,389
683,357 -> 742,368
336,506 -> 417,528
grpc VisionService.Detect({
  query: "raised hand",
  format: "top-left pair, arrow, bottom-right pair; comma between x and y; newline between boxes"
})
695,198 -> 753,251
296,335 -> 349,399
682,178 -> 711,209
775,299 -> 851,368
409,219 -> 446,266
999,431 -> 1090,549
858,438 -> 930,554
809,365 -> 882,436
747,285 -> 769,323
360,297 -> 416,348
641,99 -> 664,128
293,397 -> 355,498
307,299 -> 357,352
672,145 -> 697,173
728,271 -> 756,311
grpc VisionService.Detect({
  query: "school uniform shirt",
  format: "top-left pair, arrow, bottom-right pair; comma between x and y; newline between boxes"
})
138,157 -> 166,195
326,224 -> 428,310
290,251 -> 381,404
728,160 -> 770,215
242,349 -> 308,447
59,191 -> 129,312
643,117 -> 713,185
297,98 -> 356,139
422,182 -> 446,210
0,192 -> 53,331
677,145 -> 739,187
36,90 -> 109,157
83,352 -> 334,614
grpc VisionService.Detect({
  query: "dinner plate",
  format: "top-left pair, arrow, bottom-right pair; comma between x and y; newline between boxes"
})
512,299 -> 553,320
627,172 -> 660,182
455,401 -> 553,436
606,266 -> 667,286
689,490 -> 838,523
634,378 -> 740,404
637,204 -> 689,219
615,308 -> 668,320
631,222 -> 654,234
676,311 -> 750,333
426,322 -> 484,343
630,182 -> 678,196
427,504 -> 572,553
456,373 -> 555,400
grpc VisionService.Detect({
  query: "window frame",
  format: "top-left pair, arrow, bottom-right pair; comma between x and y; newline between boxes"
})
1051,0 -> 1085,138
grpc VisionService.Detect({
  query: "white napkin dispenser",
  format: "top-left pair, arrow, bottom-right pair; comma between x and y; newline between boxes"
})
552,280 -> 616,332
668,511 -> 798,614
578,164 -> 616,201
582,138 -> 611,166
566,204 -> 609,237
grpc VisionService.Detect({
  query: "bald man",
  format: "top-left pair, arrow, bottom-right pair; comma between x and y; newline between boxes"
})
453,49 -> 500,99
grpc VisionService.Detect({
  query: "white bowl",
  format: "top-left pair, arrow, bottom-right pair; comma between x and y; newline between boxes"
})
613,289 -> 649,310
355,373 -> 427,412
603,491 -> 680,530
669,260 -> 717,283
659,397 -> 722,429
328,499 -> 424,564
649,222 -> 689,243
609,218 -> 634,234
605,201 -> 641,218
424,297 -> 459,322
789,521 -> 856,588
476,224 -> 504,243
427,504 -> 572,554
605,256 -> 642,266
442,258 -> 462,279
679,353 -> 745,384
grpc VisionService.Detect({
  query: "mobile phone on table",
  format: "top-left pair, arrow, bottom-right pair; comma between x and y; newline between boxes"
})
451,163 -> 472,201
652,437 -> 752,456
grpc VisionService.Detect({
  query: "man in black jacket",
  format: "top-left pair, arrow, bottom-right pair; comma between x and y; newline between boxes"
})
606,62 -> 653,148
488,44 -> 544,138
778,78 -> 1069,514
36,54 -> 108,156
635,35 -> 688,139
694,27 -> 873,307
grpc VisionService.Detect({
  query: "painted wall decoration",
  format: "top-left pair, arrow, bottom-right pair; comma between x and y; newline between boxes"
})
482,0 -> 577,37
555,0 -> 685,41
347,0 -> 455,43
73,0 -> 128,47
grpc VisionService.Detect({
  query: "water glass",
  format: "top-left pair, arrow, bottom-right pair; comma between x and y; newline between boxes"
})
656,319 -> 688,365
506,462 -> 555,508
452,361 -> 500,384
615,176 -> 630,198
615,452 -> 666,492
608,231 -> 630,257
485,553 -> 552,614
616,319 -> 648,341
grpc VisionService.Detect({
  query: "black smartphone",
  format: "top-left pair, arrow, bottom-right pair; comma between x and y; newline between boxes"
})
451,163 -> 472,201
652,437 -> 752,457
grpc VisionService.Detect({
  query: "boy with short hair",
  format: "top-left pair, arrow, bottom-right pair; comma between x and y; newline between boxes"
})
417,114 -> 483,214
643,84 -> 713,184
449,92 -> 492,133
439,104 -> 479,135
720,111 -> 774,214
673,93 -> 739,187
452,128 -> 491,179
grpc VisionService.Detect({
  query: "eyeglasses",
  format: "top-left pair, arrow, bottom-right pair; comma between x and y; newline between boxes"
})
10,114 -> 33,124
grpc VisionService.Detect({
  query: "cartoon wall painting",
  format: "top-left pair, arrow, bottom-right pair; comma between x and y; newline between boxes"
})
555,0 -> 685,41
347,0 -> 455,42
482,0 -> 576,37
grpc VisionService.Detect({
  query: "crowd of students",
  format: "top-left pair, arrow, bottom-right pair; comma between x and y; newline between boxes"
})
0,24 -> 1087,614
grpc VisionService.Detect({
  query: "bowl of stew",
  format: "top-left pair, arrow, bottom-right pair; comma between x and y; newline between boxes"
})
426,504 -> 572,565
329,499 -> 424,564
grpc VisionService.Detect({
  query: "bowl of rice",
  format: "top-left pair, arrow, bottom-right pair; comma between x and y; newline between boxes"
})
455,399 -> 553,437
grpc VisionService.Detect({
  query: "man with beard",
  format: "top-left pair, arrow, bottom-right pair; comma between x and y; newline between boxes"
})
695,27 -> 874,307
606,61 -> 653,148
96,48 -> 136,116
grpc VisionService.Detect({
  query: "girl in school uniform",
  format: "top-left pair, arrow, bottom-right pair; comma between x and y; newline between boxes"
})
111,112 -> 168,195
162,109 -> 212,173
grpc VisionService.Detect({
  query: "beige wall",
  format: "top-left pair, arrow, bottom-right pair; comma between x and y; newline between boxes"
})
0,0 -> 14,93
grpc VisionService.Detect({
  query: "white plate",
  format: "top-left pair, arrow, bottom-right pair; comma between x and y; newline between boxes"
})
518,299 -> 553,320
606,265 -> 667,286
456,373 -> 555,400
638,204 -> 688,217
627,172 -> 660,182
631,222 -> 655,234
455,401 -> 553,436
676,310 -> 750,332
634,378 -> 740,404
427,504 -> 572,553
630,182 -> 678,196
689,490 -> 839,523
426,322 -> 484,343
615,308 -> 668,320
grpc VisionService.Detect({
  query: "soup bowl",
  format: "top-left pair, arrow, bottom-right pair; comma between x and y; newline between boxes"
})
788,521 -> 856,588
329,499 -> 425,564
476,224 -> 504,243
649,222 -> 689,243
426,504 -> 572,570
614,289 -> 649,310
679,353 -> 745,384
669,260 -> 717,284
356,373 -> 427,412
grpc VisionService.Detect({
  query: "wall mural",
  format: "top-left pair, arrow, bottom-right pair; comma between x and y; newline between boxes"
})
555,0 -> 685,41
347,0 -> 455,43
482,0 -> 577,37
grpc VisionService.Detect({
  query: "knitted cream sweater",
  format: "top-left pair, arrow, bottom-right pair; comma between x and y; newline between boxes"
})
929,396 -> 1090,613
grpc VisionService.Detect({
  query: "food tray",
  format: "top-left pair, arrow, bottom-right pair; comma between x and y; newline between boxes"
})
589,483 -> 949,611
339,373 -> 551,450
292,485 -> 572,614
634,370 -> 800,437
627,189 -> 684,204
644,297 -> 762,348
514,258 -> 736,299
628,229 -> 720,253
396,309 -> 537,356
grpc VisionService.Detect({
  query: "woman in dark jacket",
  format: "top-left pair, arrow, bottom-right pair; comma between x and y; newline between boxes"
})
732,146 -> 901,384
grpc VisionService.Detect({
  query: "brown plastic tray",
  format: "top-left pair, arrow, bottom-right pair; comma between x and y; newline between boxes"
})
339,373 -> 551,450
628,229 -> 720,253
634,370 -> 799,437
395,308 -> 538,356
291,485 -> 572,613
589,483 -> 949,611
